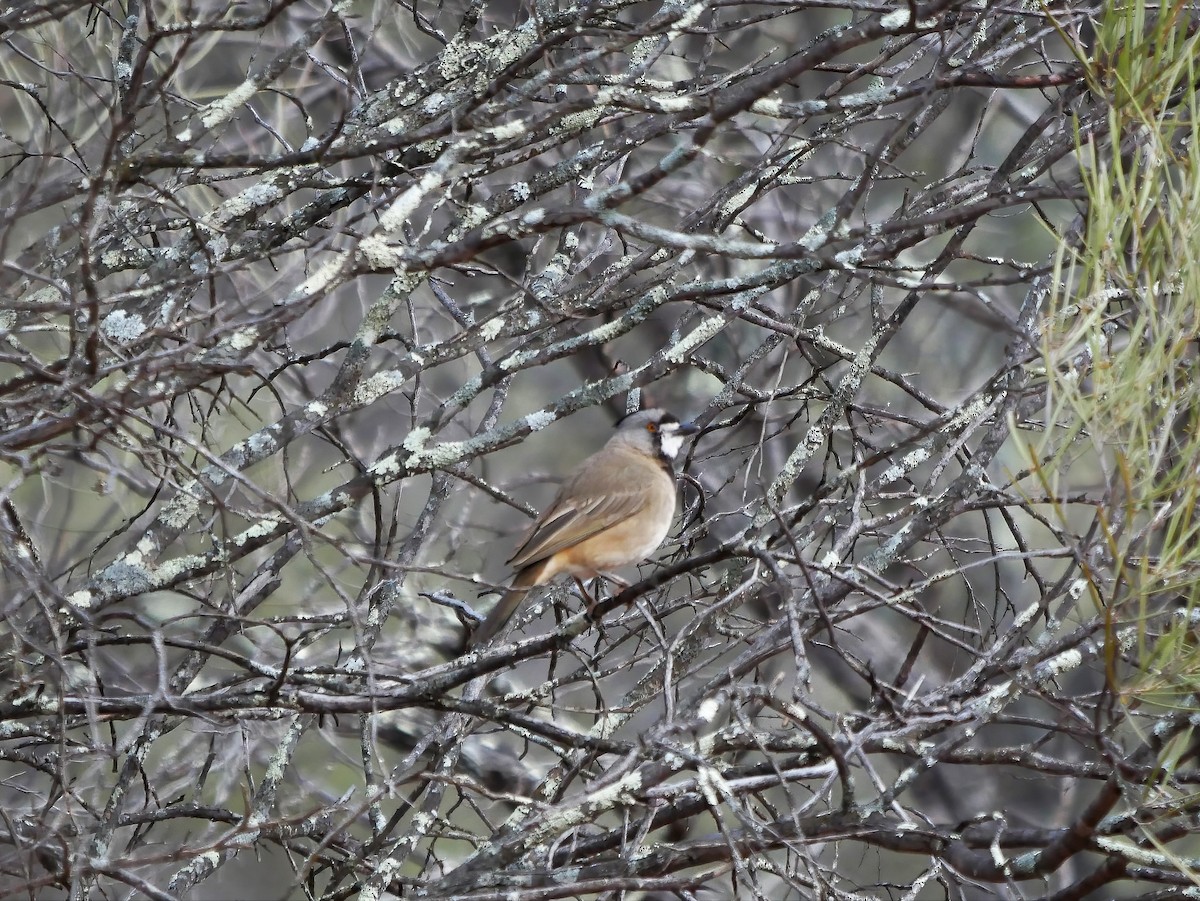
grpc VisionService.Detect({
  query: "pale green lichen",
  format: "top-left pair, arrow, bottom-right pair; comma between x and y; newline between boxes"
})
161,492 -> 201,530
750,97 -> 783,117
798,211 -> 835,251
655,95 -> 692,112
1038,648 -> 1082,680
478,317 -> 504,342
674,0 -> 707,30
437,38 -> 483,81
228,328 -> 257,351
663,312 -> 727,363
213,182 -> 282,224
403,427 -> 431,453
153,553 -> 210,581
247,431 -> 276,455
101,309 -> 146,344
200,81 -> 257,130
357,237 -> 403,270
484,120 -> 527,142
722,184 -> 755,218
523,410 -> 556,431
353,371 -> 408,408
297,256 -> 347,299
848,77 -> 889,108
559,107 -> 603,134
67,589 -> 95,609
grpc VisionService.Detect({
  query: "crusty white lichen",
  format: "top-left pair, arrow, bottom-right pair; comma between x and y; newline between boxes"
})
100,309 -> 146,344
228,328 -> 258,351
477,317 -> 504,342
523,409 -> 556,432
352,370 -> 409,407
200,81 -> 258,130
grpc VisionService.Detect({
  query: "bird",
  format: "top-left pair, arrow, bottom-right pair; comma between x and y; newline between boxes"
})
467,408 -> 698,649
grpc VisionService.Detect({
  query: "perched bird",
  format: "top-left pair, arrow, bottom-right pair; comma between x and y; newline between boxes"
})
467,409 -> 698,648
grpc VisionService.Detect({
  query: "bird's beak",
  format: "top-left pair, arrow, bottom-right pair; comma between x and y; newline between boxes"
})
675,420 -> 700,435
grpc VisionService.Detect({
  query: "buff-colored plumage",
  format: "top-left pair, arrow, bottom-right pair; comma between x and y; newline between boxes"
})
467,409 -> 696,648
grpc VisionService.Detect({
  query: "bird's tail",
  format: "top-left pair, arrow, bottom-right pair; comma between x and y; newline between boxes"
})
466,563 -> 545,649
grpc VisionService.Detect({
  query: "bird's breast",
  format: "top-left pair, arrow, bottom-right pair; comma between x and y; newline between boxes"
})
550,470 -> 676,579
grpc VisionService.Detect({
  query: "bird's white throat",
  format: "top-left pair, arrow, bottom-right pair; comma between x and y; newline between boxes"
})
659,430 -> 686,459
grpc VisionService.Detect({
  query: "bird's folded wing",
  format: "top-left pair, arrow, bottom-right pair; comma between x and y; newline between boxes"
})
507,488 -> 648,569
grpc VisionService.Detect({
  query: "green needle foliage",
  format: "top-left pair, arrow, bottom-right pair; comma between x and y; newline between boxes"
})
1036,1 -> 1200,727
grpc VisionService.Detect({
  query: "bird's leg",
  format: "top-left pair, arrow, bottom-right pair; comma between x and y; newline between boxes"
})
579,574 -> 641,647
574,577 -> 612,647
548,580 -> 574,628
573,576 -> 599,617
577,573 -> 631,614
575,575 -> 634,646
599,572 -> 632,607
